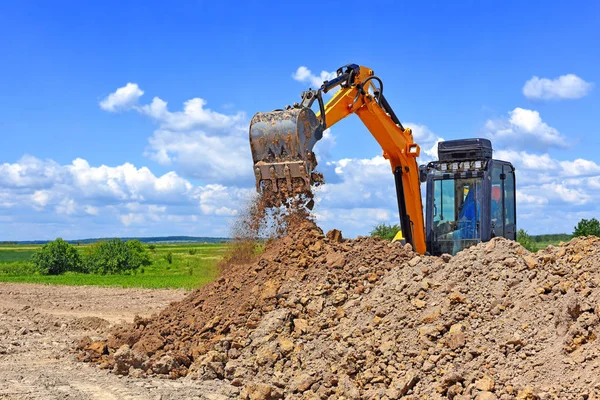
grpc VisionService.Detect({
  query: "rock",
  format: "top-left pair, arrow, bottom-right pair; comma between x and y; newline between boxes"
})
293,318 -> 308,335
245,382 -> 273,400
250,309 -> 290,343
260,280 -> 279,300
152,355 -> 177,375
306,298 -> 324,316
442,370 -> 463,388
132,334 -> 164,356
337,374 -> 360,399
326,252 -> 345,269
326,229 -> 343,243
290,373 -> 316,392
332,291 -> 347,305
87,341 -> 107,356
113,345 -> 147,375
420,307 -> 442,324
409,256 -> 421,267
447,328 -> 466,349
412,299 -> 426,309
523,255 -> 538,269
448,292 -> 466,304
475,374 -> 495,391
390,369 -> 420,396
516,387 -> 540,400
278,338 -> 294,355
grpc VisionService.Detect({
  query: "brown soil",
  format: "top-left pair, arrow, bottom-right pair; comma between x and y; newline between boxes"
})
0,283 -> 238,399
80,220 -> 600,399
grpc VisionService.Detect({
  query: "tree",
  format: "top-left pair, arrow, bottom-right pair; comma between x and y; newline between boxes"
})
370,223 -> 402,241
31,238 -> 82,275
517,229 -> 537,252
85,239 -> 151,275
573,218 -> 600,238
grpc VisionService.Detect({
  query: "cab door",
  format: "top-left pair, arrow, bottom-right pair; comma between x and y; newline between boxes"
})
490,162 -> 516,240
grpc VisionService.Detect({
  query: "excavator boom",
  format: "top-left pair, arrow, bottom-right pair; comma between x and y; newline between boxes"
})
249,64 -> 427,254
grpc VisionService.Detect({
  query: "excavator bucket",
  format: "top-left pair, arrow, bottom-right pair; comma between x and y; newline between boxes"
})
249,107 -> 323,194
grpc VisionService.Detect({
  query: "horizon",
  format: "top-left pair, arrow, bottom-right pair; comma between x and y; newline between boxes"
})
0,231 -> 575,245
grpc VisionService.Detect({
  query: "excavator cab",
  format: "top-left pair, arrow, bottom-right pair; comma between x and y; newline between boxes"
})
423,139 -> 516,256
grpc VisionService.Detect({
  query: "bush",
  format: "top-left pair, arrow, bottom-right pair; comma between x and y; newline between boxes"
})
517,229 -> 537,252
164,251 -> 173,264
85,239 -> 151,275
31,238 -> 82,275
148,244 -> 156,252
370,223 -> 401,241
188,249 -> 197,255
573,218 -> 600,238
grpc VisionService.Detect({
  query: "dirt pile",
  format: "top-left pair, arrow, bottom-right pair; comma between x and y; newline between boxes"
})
80,231 -> 600,399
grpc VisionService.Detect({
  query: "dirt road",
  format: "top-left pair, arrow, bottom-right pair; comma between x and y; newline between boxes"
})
0,283 -> 239,400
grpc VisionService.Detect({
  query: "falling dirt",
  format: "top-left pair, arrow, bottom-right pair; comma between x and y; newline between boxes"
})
80,218 -> 600,399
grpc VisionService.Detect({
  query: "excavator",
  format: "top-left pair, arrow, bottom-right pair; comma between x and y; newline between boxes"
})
249,64 -> 516,256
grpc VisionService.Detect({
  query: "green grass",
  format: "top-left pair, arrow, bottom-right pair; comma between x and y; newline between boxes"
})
0,249 -> 36,262
0,242 -> 228,290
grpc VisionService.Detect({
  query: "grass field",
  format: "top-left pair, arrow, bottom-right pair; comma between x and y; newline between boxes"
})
0,242 -> 229,290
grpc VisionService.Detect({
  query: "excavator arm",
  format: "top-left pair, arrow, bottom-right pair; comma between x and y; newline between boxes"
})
249,64 -> 426,254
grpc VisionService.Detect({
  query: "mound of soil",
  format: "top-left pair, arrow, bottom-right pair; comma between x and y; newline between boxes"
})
80,226 -> 600,399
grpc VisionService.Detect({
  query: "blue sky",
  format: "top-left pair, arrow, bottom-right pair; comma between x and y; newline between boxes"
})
1,1 -> 599,240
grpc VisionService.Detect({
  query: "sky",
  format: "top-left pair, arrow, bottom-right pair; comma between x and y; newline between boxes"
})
1,0 -> 599,240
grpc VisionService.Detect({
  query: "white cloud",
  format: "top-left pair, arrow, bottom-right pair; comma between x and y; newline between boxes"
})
0,155 -> 63,189
0,156 -> 253,239
85,205 -> 99,216
314,155 -> 398,234
292,66 -> 337,89
145,129 -> 252,184
139,97 -> 245,131
99,83 -> 144,112
492,147 -> 600,234
100,83 -> 251,184
523,74 -> 593,100
484,107 -> 567,151
494,150 -> 600,180
31,190 -> 51,208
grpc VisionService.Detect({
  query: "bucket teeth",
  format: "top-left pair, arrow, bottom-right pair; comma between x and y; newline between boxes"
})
269,165 -> 278,193
284,165 -> 292,192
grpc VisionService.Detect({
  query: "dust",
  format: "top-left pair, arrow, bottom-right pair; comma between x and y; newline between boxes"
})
219,174 -> 323,275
